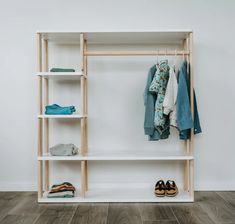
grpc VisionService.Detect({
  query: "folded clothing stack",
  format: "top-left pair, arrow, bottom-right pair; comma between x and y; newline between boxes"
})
47,182 -> 76,198
45,104 -> 76,115
50,144 -> 79,156
50,68 -> 75,72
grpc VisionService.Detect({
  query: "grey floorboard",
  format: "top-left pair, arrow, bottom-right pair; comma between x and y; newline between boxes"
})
143,221 -> 178,224
217,191 -> 235,209
34,204 -> 77,224
0,192 -> 25,222
8,192 -> 46,216
107,203 -> 142,224
70,204 -> 90,224
195,191 -> 235,224
87,203 -> 108,224
70,203 -> 108,224
139,203 -> 176,222
1,191 -> 235,224
0,214 -> 37,224
171,203 -> 215,224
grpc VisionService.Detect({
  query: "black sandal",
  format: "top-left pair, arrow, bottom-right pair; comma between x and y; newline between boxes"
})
165,180 -> 178,197
154,180 -> 165,197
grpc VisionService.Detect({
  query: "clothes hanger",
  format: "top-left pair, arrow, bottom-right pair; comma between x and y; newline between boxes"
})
156,49 -> 159,65
173,49 -> 177,72
163,48 -> 167,65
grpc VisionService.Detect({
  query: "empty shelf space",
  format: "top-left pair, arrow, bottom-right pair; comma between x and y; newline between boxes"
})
85,151 -> 193,161
38,152 -> 193,161
38,186 -> 193,203
37,72 -> 86,79
85,154 -> 193,161
38,114 -> 87,119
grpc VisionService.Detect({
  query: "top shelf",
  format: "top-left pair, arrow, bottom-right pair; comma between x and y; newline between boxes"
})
37,72 -> 86,79
37,30 -> 192,45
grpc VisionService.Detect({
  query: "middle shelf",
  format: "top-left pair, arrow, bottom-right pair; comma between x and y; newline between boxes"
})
38,151 -> 194,161
37,72 -> 87,79
38,114 -> 87,118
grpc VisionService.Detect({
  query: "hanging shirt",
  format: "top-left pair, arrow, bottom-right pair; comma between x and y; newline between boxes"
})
149,60 -> 170,134
163,66 -> 178,127
177,61 -> 202,139
144,65 -> 170,141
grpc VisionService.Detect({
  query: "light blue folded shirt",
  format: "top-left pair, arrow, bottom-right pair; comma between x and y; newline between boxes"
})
45,104 -> 76,115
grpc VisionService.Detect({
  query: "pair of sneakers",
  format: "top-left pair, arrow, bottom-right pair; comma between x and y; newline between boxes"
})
154,180 -> 178,197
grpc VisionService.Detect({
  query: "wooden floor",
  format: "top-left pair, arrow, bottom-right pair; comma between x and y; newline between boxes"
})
0,192 -> 235,224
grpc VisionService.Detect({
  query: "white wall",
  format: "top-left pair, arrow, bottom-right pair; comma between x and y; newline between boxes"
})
0,0 -> 235,191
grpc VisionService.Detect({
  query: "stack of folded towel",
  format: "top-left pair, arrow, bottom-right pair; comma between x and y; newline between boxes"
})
45,104 -> 76,115
47,182 -> 76,198
50,144 -> 79,156
50,68 -> 75,72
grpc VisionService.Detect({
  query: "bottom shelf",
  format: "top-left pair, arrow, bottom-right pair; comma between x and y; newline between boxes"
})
38,185 -> 193,203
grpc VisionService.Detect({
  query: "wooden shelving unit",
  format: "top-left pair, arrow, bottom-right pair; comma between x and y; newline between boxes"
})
36,30 -> 194,203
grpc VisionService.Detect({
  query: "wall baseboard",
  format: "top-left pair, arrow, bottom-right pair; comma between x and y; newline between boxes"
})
195,182 -> 235,191
0,182 -> 37,191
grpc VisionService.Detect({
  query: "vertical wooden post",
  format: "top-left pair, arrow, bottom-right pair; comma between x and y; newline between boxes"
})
81,160 -> 86,197
189,32 -> 194,155
183,37 -> 190,192
37,33 -> 43,198
84,39 -> 88,154
80,33 -> 87,197
80,33 -> 85,156
189,32 -> 194,199
85,160 -> 88,191
186,35 -> 190,156
84,39 -> 88,191
37,33 -> 43,115
43,39 -> 49,191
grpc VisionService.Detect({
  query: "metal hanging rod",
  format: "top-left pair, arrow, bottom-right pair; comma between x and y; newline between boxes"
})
85,50 -> 190,56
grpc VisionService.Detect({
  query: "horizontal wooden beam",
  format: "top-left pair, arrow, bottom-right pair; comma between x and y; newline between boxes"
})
85,50 -> 190,56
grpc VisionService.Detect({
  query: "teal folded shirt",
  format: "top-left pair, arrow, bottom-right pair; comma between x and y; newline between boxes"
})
47,194 -> 74,198
50,68 -> 75,72
45,104 -> 76,115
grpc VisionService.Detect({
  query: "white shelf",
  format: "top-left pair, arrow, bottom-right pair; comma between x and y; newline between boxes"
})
37,30 -> 192,45
38,114 -> 87,119
37,72 -> 86,79
38,186 -> 193,203
38,152 -> 193,161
